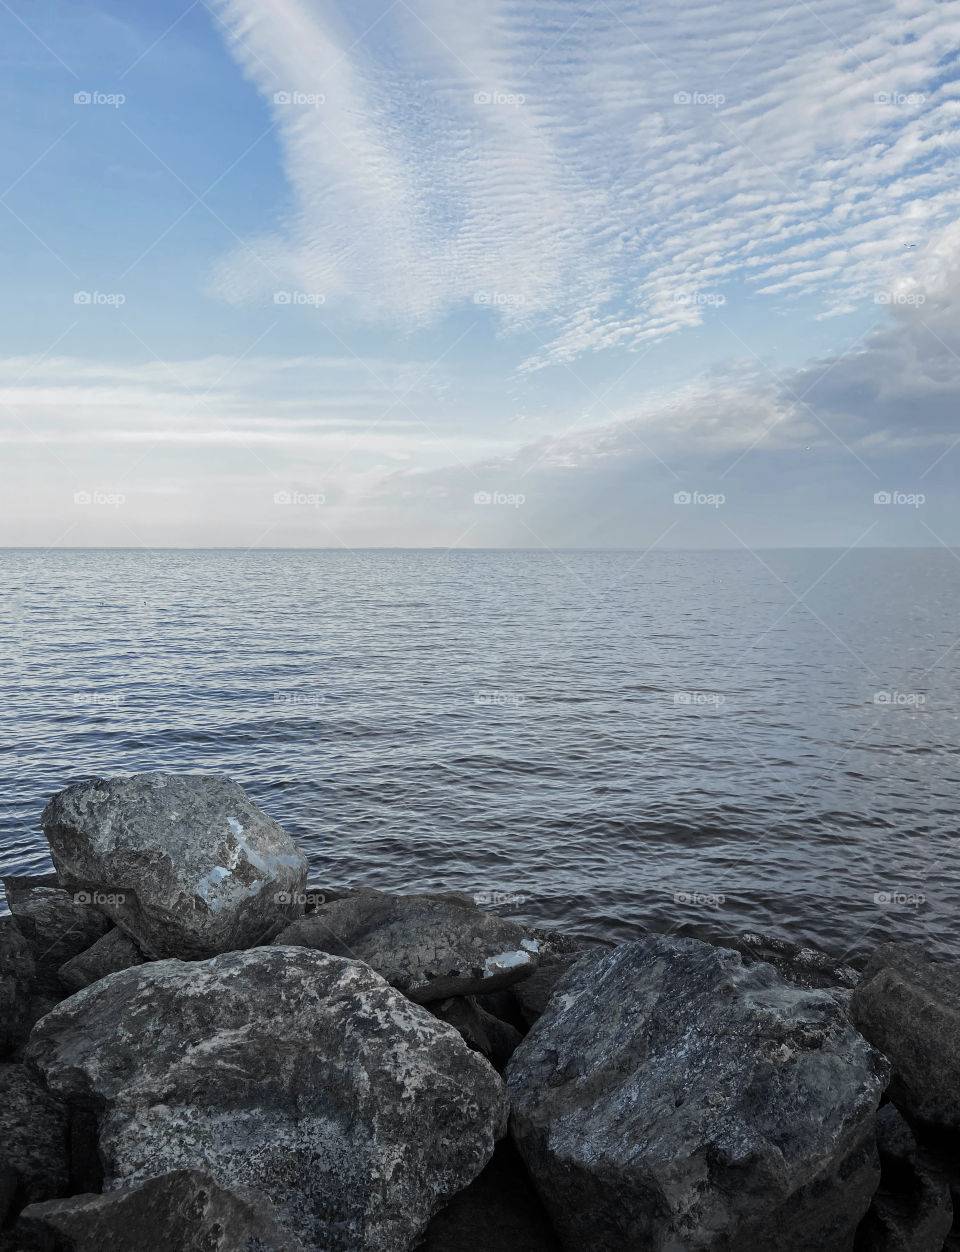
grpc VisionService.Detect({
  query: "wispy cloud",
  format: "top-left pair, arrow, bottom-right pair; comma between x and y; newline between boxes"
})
209,0 -> 960,367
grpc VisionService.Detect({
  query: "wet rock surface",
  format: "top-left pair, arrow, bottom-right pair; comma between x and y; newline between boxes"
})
273,892 -> 541,1002
27,946 -> 508,1251
852,944 -> 960,1133
714,930 -> 860,991
0,918 -> 37,1057
14,1169 -> 303,1252
41,773 -> 308,958
507,935 -> 888,1252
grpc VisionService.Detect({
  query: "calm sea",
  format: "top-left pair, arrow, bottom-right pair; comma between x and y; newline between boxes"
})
1,548 -> 957,962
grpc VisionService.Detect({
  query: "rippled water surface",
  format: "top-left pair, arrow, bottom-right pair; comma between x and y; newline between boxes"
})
1,548 -> 958,961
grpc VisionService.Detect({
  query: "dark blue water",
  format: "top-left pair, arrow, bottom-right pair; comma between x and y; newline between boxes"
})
1,548 -> 957,962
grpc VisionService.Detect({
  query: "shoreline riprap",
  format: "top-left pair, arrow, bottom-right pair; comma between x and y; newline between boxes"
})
1,772 -> 957,1251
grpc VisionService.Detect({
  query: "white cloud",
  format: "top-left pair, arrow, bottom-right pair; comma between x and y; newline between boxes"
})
208,0 -> 960,368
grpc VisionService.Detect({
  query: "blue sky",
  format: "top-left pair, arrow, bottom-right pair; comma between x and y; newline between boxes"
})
2,0 -> 960,547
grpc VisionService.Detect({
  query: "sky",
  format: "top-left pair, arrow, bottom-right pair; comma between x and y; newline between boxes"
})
1,0 -> 959,549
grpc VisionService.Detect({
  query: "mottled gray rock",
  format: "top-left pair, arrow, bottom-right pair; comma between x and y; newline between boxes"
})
41,773 -> 308,958
852,944 -> 960,1133
430,996 -> 524,1069
57,927 -> 146,993
274,893 -> 540,1003
418,1141 -> 561,1252
507,935 -> 888,1252
4,884 -> 110,969
0,918 -> 36,1057
512,951 -> 606,1029
0,1064 -> 69,1210
27,946 -> 508,1251
15,1170 -> 302,1252
856,1104 -> 953,1252
716,931 -> 860,991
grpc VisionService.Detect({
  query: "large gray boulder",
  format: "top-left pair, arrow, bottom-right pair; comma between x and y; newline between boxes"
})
851,944 -> 960,1132
506,935 -> 888,1252
27,946 -> 508,1251
273,892 -> 540,1003
41,773 -> 308,958
15,1170 -> 302,1252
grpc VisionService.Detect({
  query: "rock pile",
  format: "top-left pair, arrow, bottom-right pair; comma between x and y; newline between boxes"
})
0,771 -> 958,1251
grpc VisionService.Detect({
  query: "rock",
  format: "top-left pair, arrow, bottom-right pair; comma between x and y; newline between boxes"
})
4,884 -> 110,969
852,944 -> 960,1133
58,928 -> 146,993
14,1170 -> 302,1251
507,935 -> 888,1252
0,918 -> 37,1057
27,946 -> 508,1251
273,893 -> 540,1003
512,951 -> 605,1029
716,931 -> 860,991
0,1064 -> 69,1213
856,1104 -> 953,1251
418,1141 -> 561,1251
41,773 -> 308,959
430,997 -> 524,1069
0,1164 -> 17,1227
